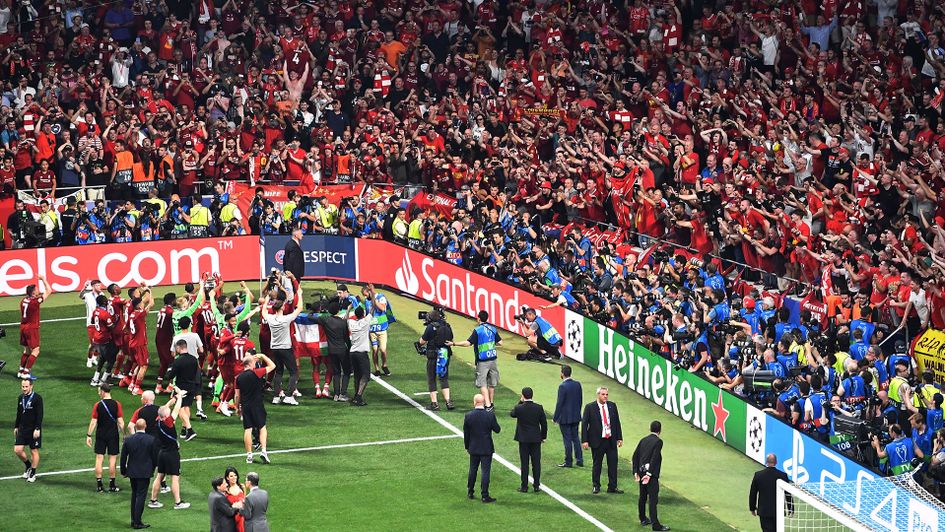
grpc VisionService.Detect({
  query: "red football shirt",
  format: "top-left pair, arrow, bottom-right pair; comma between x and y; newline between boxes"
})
155,305 -> 174,342
230,337 -> 256,365
20,296 -> 42,329
108,296 -> 127,332
91,307 -> 115,343
127,309 -> 148,348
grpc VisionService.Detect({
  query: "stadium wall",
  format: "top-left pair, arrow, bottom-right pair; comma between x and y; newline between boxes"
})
2,235 -> 942,529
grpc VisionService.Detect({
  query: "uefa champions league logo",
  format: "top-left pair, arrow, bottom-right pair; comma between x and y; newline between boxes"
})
566,319 -> 582,353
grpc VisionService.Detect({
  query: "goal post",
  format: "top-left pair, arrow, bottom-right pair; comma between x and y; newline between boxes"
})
776,479 -> 870,532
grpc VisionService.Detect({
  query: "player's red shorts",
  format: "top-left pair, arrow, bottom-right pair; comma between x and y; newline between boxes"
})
130,345 -> 149,366
219,363 -> 236,384
87,325 -> 95,343
20,327 -> 39,349
155,337 -> 173,363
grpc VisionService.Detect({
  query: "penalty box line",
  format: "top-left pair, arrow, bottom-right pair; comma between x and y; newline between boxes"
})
372,375 -> 615,532
0,434 -> 461,481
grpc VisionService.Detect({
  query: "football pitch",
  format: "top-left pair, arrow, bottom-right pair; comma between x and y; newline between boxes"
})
0,281 -> 758,531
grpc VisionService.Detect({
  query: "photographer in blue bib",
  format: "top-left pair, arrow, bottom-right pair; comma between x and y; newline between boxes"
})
871,423 -> 924,476
448,310 -> 502,412
515,307 -> 563,362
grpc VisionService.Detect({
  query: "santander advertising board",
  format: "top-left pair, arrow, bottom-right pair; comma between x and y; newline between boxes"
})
358,239 -> 564,336
0,237 -> 259,296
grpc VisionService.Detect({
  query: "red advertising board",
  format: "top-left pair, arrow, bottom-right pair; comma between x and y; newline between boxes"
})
357,239 -> 564,337
0,236 -> 260,296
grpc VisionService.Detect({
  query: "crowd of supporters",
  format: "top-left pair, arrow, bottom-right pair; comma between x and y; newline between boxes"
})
3,0 -> 945,479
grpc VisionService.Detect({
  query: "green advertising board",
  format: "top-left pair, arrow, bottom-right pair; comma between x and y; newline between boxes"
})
564,310 -> 749,456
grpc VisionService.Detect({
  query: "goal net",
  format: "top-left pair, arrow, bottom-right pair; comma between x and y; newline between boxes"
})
776,479 -> 866,532
776,473 -> 945,532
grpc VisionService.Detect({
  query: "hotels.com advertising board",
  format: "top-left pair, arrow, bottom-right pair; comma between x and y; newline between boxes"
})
0,237 -> 260,296
357,239 -> 564,337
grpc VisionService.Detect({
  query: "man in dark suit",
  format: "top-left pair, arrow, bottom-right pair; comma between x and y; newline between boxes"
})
209,476 -> 243,532
240,472 -> 270,532
510,387 -> 547,493
282,226 -> 305,280
633,421 -> 669,531
581,386 -> 623,494
463,393 -> 501,503
750,453 -> 793,532
120,419 -> 156,529
553,365 -> 583,467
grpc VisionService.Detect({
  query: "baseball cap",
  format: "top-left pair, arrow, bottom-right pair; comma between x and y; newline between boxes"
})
541,182 -> 552,190
743,297 -> 756,310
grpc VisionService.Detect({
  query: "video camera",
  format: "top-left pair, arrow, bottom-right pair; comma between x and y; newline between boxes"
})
418,305 -> 445,324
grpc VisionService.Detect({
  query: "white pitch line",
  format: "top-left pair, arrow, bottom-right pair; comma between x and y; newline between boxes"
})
372,375 -> 614,532
0,434 -> 460,481
0,310 -> 161,328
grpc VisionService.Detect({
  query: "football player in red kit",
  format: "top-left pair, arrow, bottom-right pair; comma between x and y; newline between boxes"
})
106,284 -> 130,384
125,287 -> 155,395
18,275 -> 52,379
293,312 -> 332,398
154,293 -> 177,393
217,319 -> 257,416
90,295 -> 118,386
118,285 -> 147,388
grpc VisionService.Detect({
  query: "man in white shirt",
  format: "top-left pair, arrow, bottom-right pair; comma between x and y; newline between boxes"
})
261,290 -> 304,405
81,279 -> 105,368
347,307 -> 373,406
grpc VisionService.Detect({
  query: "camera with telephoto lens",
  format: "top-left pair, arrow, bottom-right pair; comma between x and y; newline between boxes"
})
513,305 -> 530,322
418,305 -> 445,324
674,350 -> 695,371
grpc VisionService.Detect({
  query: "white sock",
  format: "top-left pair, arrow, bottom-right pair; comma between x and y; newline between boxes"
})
196,397 -> 203,411
92,371 -> 100,381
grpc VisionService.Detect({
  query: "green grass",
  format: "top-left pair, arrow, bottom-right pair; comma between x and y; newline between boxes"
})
0,282 -> 757,531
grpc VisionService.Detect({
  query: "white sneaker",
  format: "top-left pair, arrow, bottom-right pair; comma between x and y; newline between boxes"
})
218,403 -> 232,417
160,484 -> 171,494
272,396 -> 282,405
292,389 -> 302,397
282,396 -> 299,406
26,471 -> 36,483
259,452 -> 270,464
16,370 -> 25,379
246,453 -> 253,464
174,501 -> 191,510
90,378 -> 100,387
148,500 -> 163,509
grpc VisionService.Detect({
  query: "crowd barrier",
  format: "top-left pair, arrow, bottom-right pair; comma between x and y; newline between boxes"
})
1,235 -> 942,529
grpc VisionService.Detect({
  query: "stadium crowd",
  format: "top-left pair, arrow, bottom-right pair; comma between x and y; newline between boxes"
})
3,0 -> 945,480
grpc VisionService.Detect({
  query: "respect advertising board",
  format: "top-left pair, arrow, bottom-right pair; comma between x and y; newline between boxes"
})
562,310 -> 945,531
356,238 -> 564,337
0,236 -> 260,296
261,235 -> 357,281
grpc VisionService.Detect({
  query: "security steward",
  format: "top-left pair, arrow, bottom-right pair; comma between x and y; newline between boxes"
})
419,308 -> 453,411
219,195 -> 242,226
407,208 -> 425,249
314,196 -> 339,235
14,378 -> 44,482
449,310 -> 502,411
888,360 -> 917,432
187,195 -> 211,238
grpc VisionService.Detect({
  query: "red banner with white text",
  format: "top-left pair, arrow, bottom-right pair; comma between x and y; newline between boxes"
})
406,191 -> 457,219
227,182 -> 366,231
0,236 -> 259,296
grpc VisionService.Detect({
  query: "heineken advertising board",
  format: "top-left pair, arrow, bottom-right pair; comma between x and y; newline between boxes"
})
563,310 -> 754,458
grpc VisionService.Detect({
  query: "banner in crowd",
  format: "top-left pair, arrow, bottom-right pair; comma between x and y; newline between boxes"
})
357,238 -> 563,337
554,222 -> 626,247
912,328 -> 945,384
0,236 -> 259,296
261,235 -> 358,281
226,182 -> 366,231
406,191 -> 457,219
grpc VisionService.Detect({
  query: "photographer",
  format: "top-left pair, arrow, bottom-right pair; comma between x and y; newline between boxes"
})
448,310 -> 502,411
418,308 -> 453,411
872,424 -> 922,476
162,196 -> 190,239
517,307 -> 563,361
